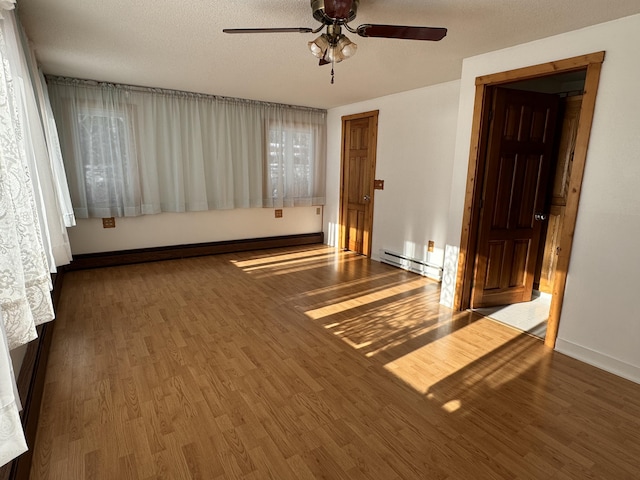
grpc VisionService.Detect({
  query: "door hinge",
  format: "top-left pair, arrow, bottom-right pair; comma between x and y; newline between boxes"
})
488,110 -> 494,122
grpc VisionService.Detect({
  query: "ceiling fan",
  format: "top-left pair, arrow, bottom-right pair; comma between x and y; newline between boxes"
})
223,0 -> 447,83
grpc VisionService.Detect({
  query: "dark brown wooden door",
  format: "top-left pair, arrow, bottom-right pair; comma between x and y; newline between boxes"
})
340,111 -> 378,256
471,88 -> 559,308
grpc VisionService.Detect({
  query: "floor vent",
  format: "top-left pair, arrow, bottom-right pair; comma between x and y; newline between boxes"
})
379,250 -> 443,281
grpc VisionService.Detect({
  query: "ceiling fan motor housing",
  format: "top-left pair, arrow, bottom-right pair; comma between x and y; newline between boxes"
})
311,0 -> 359,24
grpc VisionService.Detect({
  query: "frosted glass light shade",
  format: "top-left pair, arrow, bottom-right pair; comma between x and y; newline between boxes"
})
337,36 -> 357,58
308,34 -> 330,58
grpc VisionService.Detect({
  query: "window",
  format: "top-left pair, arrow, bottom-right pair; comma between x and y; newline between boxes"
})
77,112 -> 132,210
267,120 -> 325,208
74,106 -> 140,217
48,77 -> 326,217
268,126 -> 312,199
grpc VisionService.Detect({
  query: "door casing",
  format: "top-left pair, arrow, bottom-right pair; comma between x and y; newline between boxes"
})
454,52 -> 605,348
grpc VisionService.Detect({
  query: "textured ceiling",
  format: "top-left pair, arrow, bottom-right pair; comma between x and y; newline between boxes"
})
16,0 -> 640,109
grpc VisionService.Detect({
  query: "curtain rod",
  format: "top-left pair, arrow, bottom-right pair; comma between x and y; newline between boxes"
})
45,75 -> 327,114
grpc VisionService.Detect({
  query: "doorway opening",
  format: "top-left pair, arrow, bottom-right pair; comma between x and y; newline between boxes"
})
475,71 -> 586,339
454,52 -> 605,348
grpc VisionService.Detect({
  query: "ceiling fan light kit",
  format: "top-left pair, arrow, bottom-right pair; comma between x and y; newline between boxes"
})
308,26 -> 358,64
223,0 -> 446,83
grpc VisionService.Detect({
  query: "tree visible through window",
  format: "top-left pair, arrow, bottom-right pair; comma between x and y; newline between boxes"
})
268,125 -> 314,204
76,108 -> 139,217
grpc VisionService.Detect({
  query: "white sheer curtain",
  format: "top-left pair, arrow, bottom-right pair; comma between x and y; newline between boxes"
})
1,2 -> 65,467
2,8 -> 73,269
47,78 -> 326,218
265,108 -> 326,208
36,69 -> 76,229
0,310 -> 27,466
0,0 -> 54,353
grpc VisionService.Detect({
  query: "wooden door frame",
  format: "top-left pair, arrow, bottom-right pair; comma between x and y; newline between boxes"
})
339,110 -> 379,257
453,52 -> 605,348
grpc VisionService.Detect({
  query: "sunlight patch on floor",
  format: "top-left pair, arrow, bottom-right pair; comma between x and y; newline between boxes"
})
293,270 -> 401,301
305,277 -> 427,320
383,318 -> 525,395
440,399 -> 462,413
231,250 -> 335,270
474,291 -> 551,338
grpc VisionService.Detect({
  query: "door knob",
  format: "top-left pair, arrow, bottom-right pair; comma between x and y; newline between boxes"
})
534,213 -> 548,221
363,195 -> 370,201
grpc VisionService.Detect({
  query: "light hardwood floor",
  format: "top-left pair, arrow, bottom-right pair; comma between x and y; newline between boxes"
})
31,246 -> 640,479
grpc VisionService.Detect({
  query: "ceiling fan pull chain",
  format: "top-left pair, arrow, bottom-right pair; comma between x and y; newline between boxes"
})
331,58 -> 335,84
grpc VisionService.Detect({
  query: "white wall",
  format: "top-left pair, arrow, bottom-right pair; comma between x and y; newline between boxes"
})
68,207 -> 322,254
325,80 -> 461,268
445,14 -> 640,382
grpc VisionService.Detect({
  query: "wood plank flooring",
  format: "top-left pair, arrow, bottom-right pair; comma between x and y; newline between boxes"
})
30,246 -> 640,479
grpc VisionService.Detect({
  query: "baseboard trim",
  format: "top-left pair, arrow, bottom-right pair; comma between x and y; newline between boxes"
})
67,232 -> 325,270
555,339 -> 640,384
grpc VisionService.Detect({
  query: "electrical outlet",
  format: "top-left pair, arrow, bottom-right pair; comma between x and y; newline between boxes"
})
428,240 -> 435,252
275,209 -> 283,218
102,217 -> 116,228
316,207 -> 321,215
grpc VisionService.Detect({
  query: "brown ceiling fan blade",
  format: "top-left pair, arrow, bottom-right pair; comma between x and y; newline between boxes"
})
223,27 -> 313,34
324,0 -> 354,20
356,24 -> 447,41
319,57 -> 330,66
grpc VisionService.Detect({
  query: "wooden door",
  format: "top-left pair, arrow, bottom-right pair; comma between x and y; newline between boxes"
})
538,95 -> 583,293
471,88 -> 559,308
340,111 -> 378,256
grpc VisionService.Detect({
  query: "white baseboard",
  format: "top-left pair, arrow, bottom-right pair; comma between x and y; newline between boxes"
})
555,339 -> 640,384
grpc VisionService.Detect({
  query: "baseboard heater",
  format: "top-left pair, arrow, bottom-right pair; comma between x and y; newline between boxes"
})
379,249 -> 443,282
